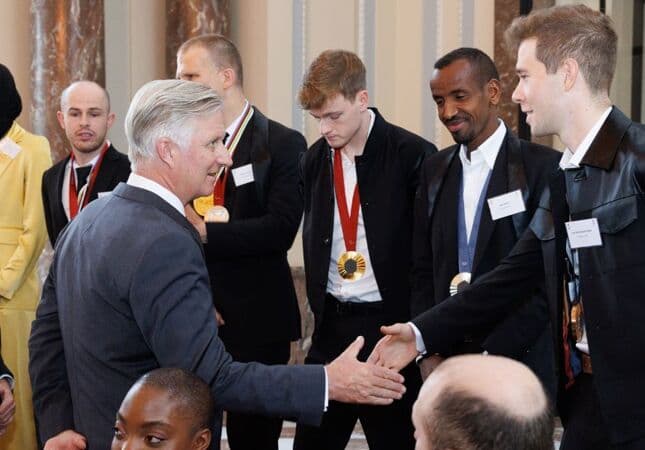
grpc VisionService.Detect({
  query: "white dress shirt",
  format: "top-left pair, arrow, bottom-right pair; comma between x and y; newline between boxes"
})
458,120 -> 506,240
126,173 -> 185,216
62,152 -> 101,219
326,110 -> 381,303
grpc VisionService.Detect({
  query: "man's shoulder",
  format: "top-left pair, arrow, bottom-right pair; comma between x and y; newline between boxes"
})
43,155 -> 69,180
105,145 -> 132,168
376,111 -> 436,154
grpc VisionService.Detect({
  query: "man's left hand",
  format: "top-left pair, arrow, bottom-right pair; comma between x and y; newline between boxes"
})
0,379 -> 15,435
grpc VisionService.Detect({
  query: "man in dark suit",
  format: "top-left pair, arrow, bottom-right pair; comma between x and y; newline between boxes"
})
411,48 -> 558,395
41,81 -> 130,246
371,5 -> 645,450
176,34 -> 304,450
0,354 -> 14,436
29,79 -> 405,450
294,50 -> 436,450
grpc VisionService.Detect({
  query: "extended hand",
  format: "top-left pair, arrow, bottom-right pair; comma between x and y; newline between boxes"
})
368,323 -> 419,371
326,336 -> 406,405
0,379 -> 15,435
44,430 -> 87,450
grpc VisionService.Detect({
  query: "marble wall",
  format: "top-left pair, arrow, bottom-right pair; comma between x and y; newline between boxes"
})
165,0 -> 230,78
31,0 -> 105,164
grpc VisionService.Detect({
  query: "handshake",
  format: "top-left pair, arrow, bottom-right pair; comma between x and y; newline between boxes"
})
327,322 -> 424,406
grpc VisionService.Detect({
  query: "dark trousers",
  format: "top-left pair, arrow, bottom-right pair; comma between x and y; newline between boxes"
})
559,374 -> 645,450
224,341 -> 291,450
293,297 -> 421,450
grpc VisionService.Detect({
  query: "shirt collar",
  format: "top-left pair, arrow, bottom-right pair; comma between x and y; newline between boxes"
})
126,173 -> 185,216
559,107 -> 612,170
225,100 -> 251,139
459,120 -> 506,170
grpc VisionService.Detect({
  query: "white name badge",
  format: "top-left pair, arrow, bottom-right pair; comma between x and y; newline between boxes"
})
565,218 -> 603,249
487,189 -> 526,221
232,164 -> 254,186
0,137 -> 21,159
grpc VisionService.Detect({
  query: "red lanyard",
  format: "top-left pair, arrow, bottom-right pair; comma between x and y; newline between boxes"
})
68,142 -> 109,218
333,149 -> 360,251
212,103 -> 252,206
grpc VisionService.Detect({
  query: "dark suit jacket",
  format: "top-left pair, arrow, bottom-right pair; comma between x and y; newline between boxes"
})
413,108 -> 645,445
41,144 -> 131,246
301,108 -> 436,336
204,108 -> 304,349
411,129 -> 558,393
29,183 -> 325,450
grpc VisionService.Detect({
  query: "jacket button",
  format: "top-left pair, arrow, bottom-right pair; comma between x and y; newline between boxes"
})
323,237 -> 330,245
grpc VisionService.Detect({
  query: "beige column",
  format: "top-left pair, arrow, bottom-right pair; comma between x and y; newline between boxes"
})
31,0 -> 105,164
165,0 -> 230,78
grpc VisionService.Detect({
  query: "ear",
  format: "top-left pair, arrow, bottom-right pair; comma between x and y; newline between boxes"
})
56,111 -> 66,130
156,137 -> 176,168
191,428 -> 212,450
561,58 -> 579,92
221,67 -> 236,89
487,79 -> 502,106
356,90 -> 369,112
106,112 -> 116,130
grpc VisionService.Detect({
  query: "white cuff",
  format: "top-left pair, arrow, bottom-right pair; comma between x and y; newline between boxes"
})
408,322 -> 427,355
323,367 -> 329,411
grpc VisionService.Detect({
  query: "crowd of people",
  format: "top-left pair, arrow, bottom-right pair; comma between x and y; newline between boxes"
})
0,4 -> 642,450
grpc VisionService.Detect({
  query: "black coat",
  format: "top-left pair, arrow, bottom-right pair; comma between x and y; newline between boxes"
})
203,108 -> 304,348
41,144 -> 131,246
411,129 -> 559,394
414,108 -> 645,445
301,108 -> 436,332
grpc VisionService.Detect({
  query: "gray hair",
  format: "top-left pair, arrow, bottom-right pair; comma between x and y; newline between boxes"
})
125,79 -> 223,170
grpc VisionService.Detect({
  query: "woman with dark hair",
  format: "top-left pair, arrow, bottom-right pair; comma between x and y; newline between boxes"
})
0,63 -> 51,450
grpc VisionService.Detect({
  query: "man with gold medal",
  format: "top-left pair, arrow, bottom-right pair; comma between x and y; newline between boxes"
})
405,49 -> 559,394
295,50 -> 436,450
177,35 -> 306,450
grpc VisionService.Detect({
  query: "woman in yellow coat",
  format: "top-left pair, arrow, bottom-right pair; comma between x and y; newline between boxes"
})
0,64 -> 51,449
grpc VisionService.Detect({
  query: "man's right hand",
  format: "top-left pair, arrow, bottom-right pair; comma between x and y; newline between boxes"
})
326,336 -> 406,405
44,430 -> 87,450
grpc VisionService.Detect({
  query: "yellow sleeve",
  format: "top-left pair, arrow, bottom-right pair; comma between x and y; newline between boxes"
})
0,136 -> 52,299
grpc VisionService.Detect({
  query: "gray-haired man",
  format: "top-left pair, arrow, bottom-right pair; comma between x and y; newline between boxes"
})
29,79 -> 406,450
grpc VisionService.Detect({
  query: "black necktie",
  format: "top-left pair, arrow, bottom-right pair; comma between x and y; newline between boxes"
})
75,166 -> 92,194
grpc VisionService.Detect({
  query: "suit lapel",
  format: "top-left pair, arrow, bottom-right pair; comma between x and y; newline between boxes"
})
472,142 -> 508,274
54,156 -> 70,222
439,156 -> 462,279
90,145 -> 120,201
248,108 -> 270,208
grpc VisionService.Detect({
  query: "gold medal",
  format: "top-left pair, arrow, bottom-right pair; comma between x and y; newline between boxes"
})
449,272 -> 471,296
193,195 -> 214,217
337,251 -> 366,281
570,303 -> 584,343
204,205 -> 230,223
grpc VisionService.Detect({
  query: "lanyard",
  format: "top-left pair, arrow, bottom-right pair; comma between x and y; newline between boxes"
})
68,142 -> 109,219
333,150 -> 360,251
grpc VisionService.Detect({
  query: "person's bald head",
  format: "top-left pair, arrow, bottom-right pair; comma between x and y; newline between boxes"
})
60,80 -> 111,112
412,355 -> 553,450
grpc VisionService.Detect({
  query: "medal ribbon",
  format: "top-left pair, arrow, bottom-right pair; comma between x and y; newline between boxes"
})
68,141 -> 110,219
333,149 -> 360,251
212,103 -> 254,206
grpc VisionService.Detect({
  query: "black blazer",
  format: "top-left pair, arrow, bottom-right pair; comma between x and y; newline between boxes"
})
414,108 -> 645,445
301,108 -> 436,332
203,108 -> 305,348
411,129 -> 559,393
41,144 -> 131,246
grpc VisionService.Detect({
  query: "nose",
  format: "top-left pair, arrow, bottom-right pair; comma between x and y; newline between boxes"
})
439,100 -> 457,121
511,82 -> 522,104
319,118 -> 331,137
215,144 -> 233,168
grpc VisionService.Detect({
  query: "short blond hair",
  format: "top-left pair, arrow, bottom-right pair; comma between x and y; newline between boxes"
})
505,4 -> 617,94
